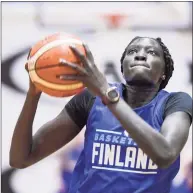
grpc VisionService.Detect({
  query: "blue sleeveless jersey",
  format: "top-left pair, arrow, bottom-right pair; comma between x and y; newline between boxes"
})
68,83 -> 180,193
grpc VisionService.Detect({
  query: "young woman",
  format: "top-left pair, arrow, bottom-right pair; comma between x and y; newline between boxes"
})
10,37 -> 192,193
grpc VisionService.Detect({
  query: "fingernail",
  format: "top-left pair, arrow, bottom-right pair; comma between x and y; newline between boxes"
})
59,58 -> 66,63
70,44 -> 76,48
82,41 -> 86,46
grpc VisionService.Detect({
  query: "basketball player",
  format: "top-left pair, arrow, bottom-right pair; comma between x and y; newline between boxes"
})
10,37 -> 192,193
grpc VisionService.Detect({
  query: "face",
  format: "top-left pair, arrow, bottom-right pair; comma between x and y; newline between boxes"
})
122,38 -> 165,86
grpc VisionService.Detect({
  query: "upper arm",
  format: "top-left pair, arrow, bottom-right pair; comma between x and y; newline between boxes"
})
24,108 -> 80,167
24,89 -> 95,167
161,111 -> 191,159
160,92 -> 192,161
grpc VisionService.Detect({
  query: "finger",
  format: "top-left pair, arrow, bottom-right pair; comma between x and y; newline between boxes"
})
69,45 -> 88,65
57,74 -> 83,81
59,58 -> 88,75
82,43 -> 94,62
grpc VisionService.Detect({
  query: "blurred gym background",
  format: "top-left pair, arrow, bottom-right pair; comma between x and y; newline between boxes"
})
2,2 -> 192,193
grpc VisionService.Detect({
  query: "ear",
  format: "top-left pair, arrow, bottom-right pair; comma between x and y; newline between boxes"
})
162,75 -> 166,80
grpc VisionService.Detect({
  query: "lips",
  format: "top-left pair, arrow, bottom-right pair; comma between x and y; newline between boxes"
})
130,62 -> 150,68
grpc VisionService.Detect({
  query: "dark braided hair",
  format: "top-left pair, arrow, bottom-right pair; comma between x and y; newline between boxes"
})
120,37 -> 174,90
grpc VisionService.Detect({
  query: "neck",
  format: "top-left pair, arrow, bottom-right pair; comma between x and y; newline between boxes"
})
123,83 -> 160,108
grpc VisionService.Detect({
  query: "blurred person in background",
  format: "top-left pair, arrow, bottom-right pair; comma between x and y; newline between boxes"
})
10,36 -> 192,193
58,133 -> 84,193
170,160 -> 192,193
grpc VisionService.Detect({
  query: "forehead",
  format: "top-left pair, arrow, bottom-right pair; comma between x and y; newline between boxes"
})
129,37 -> 162,51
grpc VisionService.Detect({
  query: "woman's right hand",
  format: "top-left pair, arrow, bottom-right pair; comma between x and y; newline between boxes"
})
25,63 -> 42,97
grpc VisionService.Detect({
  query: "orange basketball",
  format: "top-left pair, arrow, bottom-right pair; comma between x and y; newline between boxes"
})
27,33 -> 86,97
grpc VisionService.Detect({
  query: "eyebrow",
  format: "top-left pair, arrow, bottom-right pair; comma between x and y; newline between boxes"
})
127,45 -> 161,52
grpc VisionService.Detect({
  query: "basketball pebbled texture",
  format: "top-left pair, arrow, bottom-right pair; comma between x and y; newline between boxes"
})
27,33 -> 86,97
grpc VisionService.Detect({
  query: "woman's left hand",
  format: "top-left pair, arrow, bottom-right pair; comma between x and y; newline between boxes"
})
58,43 -> 110,97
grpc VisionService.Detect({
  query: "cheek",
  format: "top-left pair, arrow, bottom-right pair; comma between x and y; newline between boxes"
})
149,58 -> 165,76
122,56 -> 132,69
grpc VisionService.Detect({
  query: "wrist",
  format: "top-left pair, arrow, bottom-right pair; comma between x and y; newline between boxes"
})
27,90 -> 41,100
100,85 -> 111,97
101,86 -> 120,105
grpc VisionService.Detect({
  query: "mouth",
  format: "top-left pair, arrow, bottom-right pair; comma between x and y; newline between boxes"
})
130,62 -> 150,69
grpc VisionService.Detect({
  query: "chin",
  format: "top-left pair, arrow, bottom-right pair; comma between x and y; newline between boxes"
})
125,74 -> 154,87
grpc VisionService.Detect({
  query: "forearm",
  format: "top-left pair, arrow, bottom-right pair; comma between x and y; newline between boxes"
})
9,92 -> 41,167
107,98 -> 173,167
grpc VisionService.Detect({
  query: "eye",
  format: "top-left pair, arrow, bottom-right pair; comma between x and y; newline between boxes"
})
148,50 -> 157,56
127,49 -> 137,55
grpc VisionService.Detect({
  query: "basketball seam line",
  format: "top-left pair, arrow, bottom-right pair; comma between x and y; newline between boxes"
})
27,38 -> 84,90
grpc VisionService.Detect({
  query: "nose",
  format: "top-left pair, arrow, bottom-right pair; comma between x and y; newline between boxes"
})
134,55 -> 147,61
